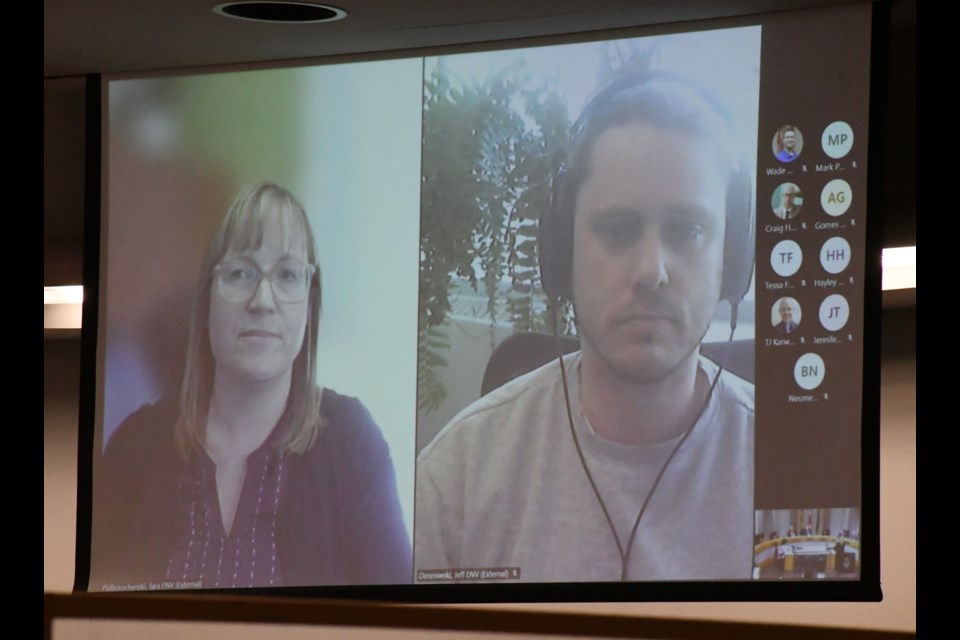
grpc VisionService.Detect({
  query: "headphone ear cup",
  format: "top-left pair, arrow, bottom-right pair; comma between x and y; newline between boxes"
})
540,166 -> 575,302
720,169 -> 755,308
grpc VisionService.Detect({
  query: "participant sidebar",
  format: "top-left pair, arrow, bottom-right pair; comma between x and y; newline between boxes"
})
755,119 -> 865,509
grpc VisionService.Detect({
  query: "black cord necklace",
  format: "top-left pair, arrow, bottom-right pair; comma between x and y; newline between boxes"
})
557,348 -> 723,582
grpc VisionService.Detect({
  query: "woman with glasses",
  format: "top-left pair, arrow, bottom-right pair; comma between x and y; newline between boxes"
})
95,182 -> 411,589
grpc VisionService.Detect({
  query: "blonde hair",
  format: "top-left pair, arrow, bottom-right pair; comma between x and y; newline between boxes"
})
175,182 -> 324,458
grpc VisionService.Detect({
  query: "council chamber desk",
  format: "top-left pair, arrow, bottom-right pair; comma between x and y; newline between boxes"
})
753,536 -> 860,580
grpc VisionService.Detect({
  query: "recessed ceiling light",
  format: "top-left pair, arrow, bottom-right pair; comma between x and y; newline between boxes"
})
213,2 -> 347,24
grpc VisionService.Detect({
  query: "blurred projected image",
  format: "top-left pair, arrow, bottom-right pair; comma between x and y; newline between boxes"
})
753,508 -> 861,580
415,26 -> 761,583
94,183 -> 412,590
93,59 -> 423,591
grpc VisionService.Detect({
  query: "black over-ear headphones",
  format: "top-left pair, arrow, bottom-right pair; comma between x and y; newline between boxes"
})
539,72 -> 755,320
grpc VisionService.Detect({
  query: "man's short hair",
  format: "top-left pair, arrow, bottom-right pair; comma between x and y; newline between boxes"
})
539,72 -> 754,311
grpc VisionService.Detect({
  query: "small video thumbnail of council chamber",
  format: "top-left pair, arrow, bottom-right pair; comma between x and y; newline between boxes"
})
752,508 -> 860,580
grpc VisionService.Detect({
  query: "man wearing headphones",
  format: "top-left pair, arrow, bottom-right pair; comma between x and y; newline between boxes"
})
415,73 -> 755,583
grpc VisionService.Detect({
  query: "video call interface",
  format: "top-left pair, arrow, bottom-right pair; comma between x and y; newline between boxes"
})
86,4 -> 873,593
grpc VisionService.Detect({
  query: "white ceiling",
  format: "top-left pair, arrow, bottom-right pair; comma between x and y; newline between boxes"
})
45,0 -> 863,78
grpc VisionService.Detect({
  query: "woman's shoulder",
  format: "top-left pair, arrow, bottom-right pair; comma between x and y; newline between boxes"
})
319,387 -> 376,429
104,397 -> 179,461
311,387 -> 388,457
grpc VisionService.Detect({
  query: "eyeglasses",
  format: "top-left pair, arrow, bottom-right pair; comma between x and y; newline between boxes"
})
214,259 -> 316,303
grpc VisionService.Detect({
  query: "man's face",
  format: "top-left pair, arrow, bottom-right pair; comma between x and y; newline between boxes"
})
571,123 -> 727,384
782,129 -> 796,151
781,185 -> 797,210
779,300 -> 793,323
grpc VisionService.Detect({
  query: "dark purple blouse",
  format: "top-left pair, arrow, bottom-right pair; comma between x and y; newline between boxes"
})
165,442 -> 289,588
93,388 -> 412,590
